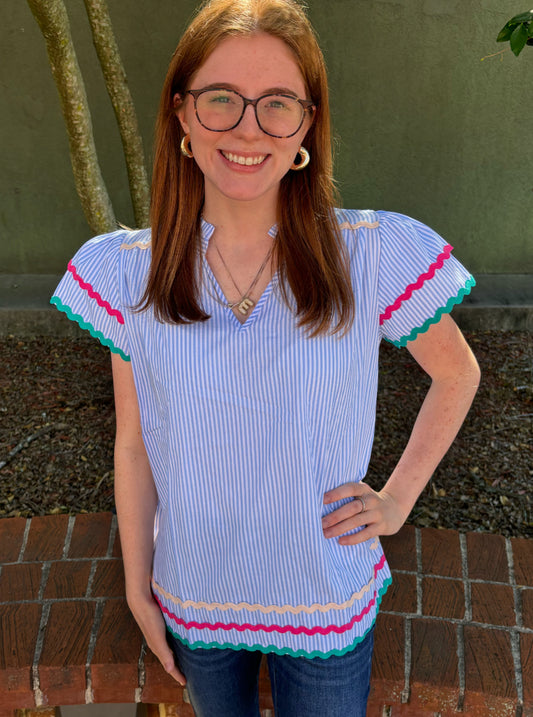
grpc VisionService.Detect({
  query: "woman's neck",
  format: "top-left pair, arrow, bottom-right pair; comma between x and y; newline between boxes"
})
202,195 -> 277,248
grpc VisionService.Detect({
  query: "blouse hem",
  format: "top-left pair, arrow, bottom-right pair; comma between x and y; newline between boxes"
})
164,576 -> 392,660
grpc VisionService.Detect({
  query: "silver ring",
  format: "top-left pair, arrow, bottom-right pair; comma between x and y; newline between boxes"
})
357,495 -> 366,513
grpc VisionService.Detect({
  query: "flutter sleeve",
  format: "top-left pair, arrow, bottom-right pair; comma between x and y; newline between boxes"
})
50,230 -> 131,361
377,211 -> 475,348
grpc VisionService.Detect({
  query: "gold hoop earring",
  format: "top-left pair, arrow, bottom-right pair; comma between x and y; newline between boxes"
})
180,134 -> 193,158
291,146 -> 310,171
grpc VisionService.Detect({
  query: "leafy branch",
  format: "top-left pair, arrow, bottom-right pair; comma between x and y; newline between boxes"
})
497,9 -> 533,56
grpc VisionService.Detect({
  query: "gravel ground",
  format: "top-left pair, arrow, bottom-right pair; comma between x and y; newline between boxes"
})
0,331 -> 531,536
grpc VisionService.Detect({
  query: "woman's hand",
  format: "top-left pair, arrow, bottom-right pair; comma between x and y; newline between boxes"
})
322,482 -> 409,546
128,591 -> 186,686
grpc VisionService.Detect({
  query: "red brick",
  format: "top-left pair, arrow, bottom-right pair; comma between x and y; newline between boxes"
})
68,513 -> 112,559
380,572 -> 417,614
421,528 -> 461,578
470,583 -> 516,627
0,603 -> 41,708
0,708 -> 19,717
372,613 -> 405,683
411,619 -> 458,690
0,517 -> 27,563
91,559 -> 126,598
0,563 -> 42,602
38,601 -> 95,705
90,599 -> 142,703
522,588 -> 533,629
258,656 -> 274,710
522,632 -> 533,705
23,515 -> 69,562
464,625 -> 515,698
467,533 -> 509,583
381,525 -> 417,572
512,537 -> 533,587
141,647 -> 185,704
43,561 -> 91,600
421,577 -> 464,620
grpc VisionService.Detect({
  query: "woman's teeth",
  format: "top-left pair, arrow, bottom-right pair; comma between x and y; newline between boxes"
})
222,151 -> 266,166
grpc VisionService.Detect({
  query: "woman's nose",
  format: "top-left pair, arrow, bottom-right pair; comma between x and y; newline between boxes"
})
235,103 -> 263,137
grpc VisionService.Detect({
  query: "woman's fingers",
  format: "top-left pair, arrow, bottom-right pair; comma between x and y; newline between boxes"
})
322,483 -> 407,545
321,496 -> 367,536
129,594 -> 187,686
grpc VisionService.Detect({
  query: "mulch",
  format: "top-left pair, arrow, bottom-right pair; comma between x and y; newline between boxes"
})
0,331 -> 531,536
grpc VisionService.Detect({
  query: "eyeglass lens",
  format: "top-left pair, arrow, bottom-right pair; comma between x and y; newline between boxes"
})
194,89 -> 306,137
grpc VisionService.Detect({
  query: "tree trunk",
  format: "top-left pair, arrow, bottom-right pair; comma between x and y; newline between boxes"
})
27,0 -> 116,235
84,0 -> 150,227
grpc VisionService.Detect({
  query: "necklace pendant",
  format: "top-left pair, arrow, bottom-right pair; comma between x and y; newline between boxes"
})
237,297 -> 255,315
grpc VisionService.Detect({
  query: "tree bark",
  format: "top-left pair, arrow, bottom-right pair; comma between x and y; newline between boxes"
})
27,0 -> 116,235
83,0 -> 150,227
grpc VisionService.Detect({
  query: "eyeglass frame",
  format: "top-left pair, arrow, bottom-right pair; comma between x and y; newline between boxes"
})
186,88 -> 316,139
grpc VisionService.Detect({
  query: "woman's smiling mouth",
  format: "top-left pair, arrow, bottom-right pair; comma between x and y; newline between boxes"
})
220,150 -> 267,166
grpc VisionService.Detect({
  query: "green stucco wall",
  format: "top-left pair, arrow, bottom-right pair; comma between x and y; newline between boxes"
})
1,0 -> 532,275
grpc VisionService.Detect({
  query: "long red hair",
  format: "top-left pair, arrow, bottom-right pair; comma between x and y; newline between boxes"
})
141,0 -> 354,336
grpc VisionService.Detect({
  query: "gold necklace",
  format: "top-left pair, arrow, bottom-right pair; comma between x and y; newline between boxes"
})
211,239 -> 274,315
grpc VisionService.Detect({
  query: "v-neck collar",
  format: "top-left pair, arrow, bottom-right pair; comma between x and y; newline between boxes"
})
200,218 -> 278,331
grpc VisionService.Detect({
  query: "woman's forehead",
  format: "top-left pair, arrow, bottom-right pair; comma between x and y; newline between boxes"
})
191,33 -> 307,95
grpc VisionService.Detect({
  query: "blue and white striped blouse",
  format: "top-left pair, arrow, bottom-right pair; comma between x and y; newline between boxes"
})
51,209 -> 474,658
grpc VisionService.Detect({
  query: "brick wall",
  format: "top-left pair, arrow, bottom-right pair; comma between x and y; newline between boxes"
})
0,514 -> 532,717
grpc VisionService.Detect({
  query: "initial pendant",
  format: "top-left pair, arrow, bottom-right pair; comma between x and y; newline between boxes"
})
238,297 -> 255,315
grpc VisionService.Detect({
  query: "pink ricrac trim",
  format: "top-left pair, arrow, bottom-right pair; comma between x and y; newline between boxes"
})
379,244 -> 453,325
154,554 -> 386,636
68,261 -> 124,324
155,592 -> 378,636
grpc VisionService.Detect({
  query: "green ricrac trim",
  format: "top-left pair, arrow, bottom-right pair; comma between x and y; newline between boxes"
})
166,576 -> 392,660
50,296 -> 131,361
386,276 -> 476,348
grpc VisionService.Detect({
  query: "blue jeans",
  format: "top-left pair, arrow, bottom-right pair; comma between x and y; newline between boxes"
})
167,628 -> 374,717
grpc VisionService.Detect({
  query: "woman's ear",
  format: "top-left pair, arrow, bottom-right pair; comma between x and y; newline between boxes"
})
173,93 -> 190,133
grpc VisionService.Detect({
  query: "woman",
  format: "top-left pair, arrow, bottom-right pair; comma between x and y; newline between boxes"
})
51,0 -> 480,714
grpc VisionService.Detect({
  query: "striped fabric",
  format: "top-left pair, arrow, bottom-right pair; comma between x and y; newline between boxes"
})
51,210 -> 474,658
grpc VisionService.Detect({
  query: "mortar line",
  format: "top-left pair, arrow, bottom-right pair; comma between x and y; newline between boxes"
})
37,561 -> 51,601
506,536 -> 522,629
31,601 -> 51,708
18,517 -> 32,562
107,514 -> 118,558
85,599 -> 105,704
456,622 -> 465,711
459,533 -> 472,622
62,514 -> 76,559
136,640 -> 147,703
401,616 -> 411,704
509,629 -> 524,706
415,527 -> 423,615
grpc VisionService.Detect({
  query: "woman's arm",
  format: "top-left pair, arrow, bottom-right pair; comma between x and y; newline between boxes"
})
112,353 -> 185,685
322,315 -> 480,545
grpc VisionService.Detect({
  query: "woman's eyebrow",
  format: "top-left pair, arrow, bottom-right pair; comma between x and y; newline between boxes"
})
193,82 -> 300,97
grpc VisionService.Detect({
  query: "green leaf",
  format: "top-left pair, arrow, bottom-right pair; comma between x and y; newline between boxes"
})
529,21 -> 533,36
510,22 -> 529,55
497,22 -> 517,42
509,10 -> 533,24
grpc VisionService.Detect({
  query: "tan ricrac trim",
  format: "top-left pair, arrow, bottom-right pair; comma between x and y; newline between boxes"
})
120,240 -> 152,250
338,220 -> 380,231
152,572 -> 378,615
